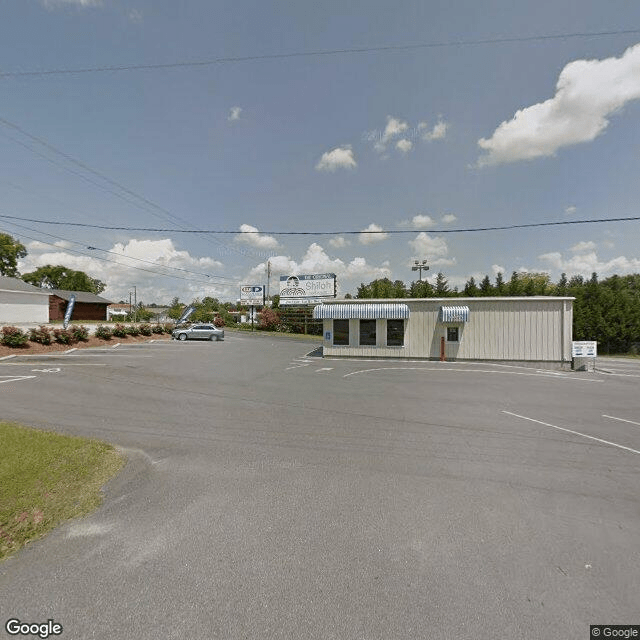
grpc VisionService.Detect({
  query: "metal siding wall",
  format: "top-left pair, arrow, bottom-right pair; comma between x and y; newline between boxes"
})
0,292 -> 50,323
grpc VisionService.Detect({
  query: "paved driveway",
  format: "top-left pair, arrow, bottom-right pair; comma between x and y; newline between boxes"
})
1,337 -> 638,640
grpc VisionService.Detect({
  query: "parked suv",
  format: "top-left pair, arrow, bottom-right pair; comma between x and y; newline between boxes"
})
172,324 -> 224,342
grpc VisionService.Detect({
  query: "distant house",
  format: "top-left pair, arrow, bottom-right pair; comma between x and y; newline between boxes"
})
48,290 -> 112,322
0,276 -> 50,324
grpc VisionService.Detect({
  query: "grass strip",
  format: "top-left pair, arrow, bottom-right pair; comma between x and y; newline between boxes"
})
0,422 -> 124,561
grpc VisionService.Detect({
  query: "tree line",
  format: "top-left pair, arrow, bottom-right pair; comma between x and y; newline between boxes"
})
355,272 -> 640,354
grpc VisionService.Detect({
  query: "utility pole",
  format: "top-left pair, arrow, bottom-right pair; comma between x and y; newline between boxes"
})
133,286 -> 137,323
266,260 -> 271,305
411,259 -> 429,281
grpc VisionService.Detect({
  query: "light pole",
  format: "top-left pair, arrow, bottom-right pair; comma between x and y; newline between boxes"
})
411,259 -> 429,281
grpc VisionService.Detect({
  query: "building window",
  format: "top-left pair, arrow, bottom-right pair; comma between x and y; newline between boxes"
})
333,319 -> 349,346
447,326 -> 459,342
359,319 -> 376,346
387,319 -> 404,347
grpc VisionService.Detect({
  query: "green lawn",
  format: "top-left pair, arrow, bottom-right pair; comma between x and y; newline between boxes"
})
0,422 -> 124,560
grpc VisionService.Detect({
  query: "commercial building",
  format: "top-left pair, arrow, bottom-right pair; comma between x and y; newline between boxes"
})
0,276 -> 50,324
313,297 -> 574,366
48,290 -> 112,322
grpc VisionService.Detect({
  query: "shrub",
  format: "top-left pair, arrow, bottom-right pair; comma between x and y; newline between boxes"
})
163,323 -> 174,334
152,324 -> 164,334
69,325 -> 89,342
29,326 -> 52,345
258,308 -> 280,331
95,325 -> 112,340
139,323 -> 152,336
213,315 -> 225,328
53,328 -> 73,345
112,323 -> 127,338
126,325 -> 140,336
1,326 -> 28,347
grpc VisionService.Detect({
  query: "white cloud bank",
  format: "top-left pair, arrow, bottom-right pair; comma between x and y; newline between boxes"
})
539,248 -> 640,276
478,42 -> 640,166
247,243 -> 391,291
408,233 -> 454,266
315,146 -> 357,172
235,224 -> 279,249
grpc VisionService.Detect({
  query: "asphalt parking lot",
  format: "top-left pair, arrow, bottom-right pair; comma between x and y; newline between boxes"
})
1,334 -> 639,640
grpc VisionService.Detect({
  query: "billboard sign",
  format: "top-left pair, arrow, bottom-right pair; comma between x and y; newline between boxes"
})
240,285 -> 265,306
279,273 -> 336,304
63,295 -> 76,329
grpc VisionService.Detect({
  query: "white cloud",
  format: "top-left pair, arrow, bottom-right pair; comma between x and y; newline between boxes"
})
247,243 -> 391,289
478,43 -> 640,166
401,214 -> 435,228
538,249 -> 640,276
421,120 -> 449,141
329,236 -> 351,248
235,224 -> 279,249
127,9 -> 143,23
382,116 -> 409,144
228,106 -> 242,122
18,238 -> 229,304
441,213 -> 457,224
408,233 -> 453,266
315,145 -> 357,172
359,223 -> 388,245
41,0 -> 102,8
565,205 -> 577,215
571,241 -> 596,252
396,138 -> 413,153
492,264 -> 505,276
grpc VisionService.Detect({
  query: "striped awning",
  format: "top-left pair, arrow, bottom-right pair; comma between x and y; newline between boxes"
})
313,303 -> 410,320
440,305 -> 470,322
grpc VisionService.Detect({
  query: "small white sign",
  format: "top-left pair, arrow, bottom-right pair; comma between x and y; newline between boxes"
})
572,341 -> 597,358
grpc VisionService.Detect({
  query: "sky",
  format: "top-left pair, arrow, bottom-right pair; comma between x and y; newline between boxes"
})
1,0 -> 640,304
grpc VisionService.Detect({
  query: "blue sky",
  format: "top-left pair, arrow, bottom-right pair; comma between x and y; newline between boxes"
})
1,0 -> 640,304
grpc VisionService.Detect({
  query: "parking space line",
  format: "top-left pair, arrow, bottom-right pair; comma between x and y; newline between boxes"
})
603,415 -> 640,428
502,411 -> 640,456
0,375 -> 37,385
344,367 -> 600,381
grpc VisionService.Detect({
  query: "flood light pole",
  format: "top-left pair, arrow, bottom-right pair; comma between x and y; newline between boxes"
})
411,259 -> 429,281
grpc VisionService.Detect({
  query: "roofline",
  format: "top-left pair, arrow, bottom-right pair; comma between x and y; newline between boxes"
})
322,296 -> 575,303
0,287 -> 50,296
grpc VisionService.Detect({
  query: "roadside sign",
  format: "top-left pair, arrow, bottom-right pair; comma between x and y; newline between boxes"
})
240,285 -> 265,305
572,341 -> 597,357
279,273 -> 336,303
63,295 -> 76,329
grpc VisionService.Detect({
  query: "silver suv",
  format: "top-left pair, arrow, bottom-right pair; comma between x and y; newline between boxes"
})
172,324 -> 224,342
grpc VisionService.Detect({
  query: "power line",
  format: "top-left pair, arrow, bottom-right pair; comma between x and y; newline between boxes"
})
1,212 -> 639,234
1,28 -> 638,78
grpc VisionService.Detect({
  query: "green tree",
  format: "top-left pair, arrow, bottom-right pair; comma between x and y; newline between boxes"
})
434,272 -> 450,297
463,277 -> 479,297
494,272 -> 506,295
22,264 -> 106,294
0,233 -> 27,277
167,297 -> 184,320
479,275 -> 493,296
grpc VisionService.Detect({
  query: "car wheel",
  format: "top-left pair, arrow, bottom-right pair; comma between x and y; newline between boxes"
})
178,333 -> 187,341
209,334 -> 216,341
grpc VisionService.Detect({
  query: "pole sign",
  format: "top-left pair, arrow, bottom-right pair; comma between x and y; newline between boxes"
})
279,273 -> 336,305
176,305 -> 196,325
63,295 -> 76,329
572,341 -> 597,358
240,285 -> 265,306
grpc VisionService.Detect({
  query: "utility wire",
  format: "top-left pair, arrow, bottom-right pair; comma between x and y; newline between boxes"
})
1,213 -> 639,234
1,28 -> 639,78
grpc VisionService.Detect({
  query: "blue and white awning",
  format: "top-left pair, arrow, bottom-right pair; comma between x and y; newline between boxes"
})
440,306 -> 470,322
313,303 -> 410,320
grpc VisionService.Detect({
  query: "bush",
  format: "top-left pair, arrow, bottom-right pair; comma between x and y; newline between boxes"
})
213,315 -> 225,328
112,323 -> 127,338
258,308 -> 280,331
139,323 -> 152,336
163,323 -> 174,334
29,326 -> 52,345
53,328 -> 74,344
126,325 -> 140,336
152,324 -> 164,334
95,325 -> 113,340
68,325 -> 89,342
1,326 -> 28,347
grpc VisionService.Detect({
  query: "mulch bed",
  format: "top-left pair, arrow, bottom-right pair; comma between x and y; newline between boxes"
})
0,334 -> 169,358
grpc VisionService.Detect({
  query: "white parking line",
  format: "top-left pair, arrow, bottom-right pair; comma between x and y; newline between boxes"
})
603,415 -> 640,428
344,367 -> 600,382
0,375 -> 36,385
503,411 -> 640,456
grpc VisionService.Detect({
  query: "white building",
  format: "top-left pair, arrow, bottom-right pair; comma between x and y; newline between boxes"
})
0,276 -> 50,324
313,297 -> 574,366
